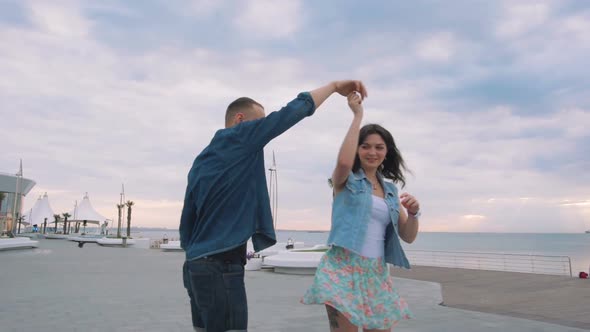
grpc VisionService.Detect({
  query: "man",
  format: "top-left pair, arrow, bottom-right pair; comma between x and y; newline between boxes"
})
180,80 -> 368,332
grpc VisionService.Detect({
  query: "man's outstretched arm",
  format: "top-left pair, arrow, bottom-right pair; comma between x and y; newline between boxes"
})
237,80 -> 368,151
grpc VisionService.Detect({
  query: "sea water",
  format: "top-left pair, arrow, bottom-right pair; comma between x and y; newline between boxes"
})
138,229 -> 590,274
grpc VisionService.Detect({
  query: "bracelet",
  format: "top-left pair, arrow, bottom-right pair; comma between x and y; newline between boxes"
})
409,210 -> 421,218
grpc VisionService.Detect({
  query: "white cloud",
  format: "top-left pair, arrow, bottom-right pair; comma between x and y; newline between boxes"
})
233,0 -> 303,39
495,2 -> 551,38
184,0 -> 225,17
562,14 -> 590,42
560,200 -> 590,207
463,214 -> 486,220
26,0 -> 92,37
1,11 -> 318,228
3,1 -> 589,234
354,55 -> 408,78
492,3 -> 590,78
415,32 -> 456,62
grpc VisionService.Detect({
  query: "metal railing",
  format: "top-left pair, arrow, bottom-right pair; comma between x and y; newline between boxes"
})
405,250 -> 572,276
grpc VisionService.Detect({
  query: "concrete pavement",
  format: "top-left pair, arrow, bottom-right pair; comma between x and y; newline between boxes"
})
0,240 -> 587,331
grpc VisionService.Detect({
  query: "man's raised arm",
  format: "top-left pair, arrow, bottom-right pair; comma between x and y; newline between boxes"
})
236,80 -> 368,152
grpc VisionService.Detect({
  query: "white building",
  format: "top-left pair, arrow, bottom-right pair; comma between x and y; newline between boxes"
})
0,170 -> 36,236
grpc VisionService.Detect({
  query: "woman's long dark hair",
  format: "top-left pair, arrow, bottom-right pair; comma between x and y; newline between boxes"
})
352,124 -> 410,188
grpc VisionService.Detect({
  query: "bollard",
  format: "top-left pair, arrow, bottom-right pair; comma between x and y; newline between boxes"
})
122,236 -> 127,248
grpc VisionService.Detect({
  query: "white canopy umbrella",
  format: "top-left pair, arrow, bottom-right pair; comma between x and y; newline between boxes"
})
68,193 -> 107,225
24,193 -> 55,226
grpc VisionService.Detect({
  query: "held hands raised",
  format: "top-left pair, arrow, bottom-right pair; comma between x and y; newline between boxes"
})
333,80 -> 368,100
347,92 -> 363,115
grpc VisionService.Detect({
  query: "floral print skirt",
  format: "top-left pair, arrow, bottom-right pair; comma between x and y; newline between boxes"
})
301,246 -> 412,330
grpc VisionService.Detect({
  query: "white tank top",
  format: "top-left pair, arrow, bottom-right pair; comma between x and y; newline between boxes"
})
360,195 -> 390,258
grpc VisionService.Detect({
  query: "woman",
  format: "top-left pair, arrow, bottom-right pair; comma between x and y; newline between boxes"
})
302,93 -> 421,331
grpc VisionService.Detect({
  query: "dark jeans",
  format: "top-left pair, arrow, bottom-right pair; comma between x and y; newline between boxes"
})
183,258 -> 248,332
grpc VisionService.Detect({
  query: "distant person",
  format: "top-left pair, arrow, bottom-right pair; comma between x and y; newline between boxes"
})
180,80 -> 368,332
286,237 -> 294,249
302,93 -> 421,331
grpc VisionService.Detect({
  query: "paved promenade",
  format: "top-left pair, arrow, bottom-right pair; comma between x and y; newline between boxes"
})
393,266 -> 590,330
0,240 -> 588,331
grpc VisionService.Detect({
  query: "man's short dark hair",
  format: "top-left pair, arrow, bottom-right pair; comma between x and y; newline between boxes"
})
225,97 -> 263,125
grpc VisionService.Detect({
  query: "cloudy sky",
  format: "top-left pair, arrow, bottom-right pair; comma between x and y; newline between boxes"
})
2,0 -> 589,233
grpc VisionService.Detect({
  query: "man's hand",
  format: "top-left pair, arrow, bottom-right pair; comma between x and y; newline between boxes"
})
334,80 -> 368,100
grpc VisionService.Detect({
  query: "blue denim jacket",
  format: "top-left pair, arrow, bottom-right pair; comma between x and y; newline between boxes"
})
180,92 -> 316,260
327,169 -> 411,268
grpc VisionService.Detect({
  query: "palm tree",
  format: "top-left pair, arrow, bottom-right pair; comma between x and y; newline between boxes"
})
125,200 -> 134,238
53,214 -> 61,234
117,203 -> 124,238
62,213 -> 71,234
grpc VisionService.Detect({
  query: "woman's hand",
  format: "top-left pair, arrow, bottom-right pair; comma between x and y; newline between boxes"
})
400,192 -> 420,216
399,192 -> 420,243
347,92 -> 363,116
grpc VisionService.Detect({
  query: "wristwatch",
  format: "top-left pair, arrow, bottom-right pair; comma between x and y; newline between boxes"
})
409,209 -> 421,218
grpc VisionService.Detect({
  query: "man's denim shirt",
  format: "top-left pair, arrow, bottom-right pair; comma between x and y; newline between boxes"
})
327,169 -> 411,268
180,93 -> 316,261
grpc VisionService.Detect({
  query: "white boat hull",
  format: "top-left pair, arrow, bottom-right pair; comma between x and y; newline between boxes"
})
248,241 -> 306,257
263,250 -> 325,275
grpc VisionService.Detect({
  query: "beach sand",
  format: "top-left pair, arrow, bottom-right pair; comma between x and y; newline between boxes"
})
1,239 -> 588,331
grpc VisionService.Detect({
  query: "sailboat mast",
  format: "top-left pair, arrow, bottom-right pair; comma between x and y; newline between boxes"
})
121,183 -> 126,222
268,151 -> 278,229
